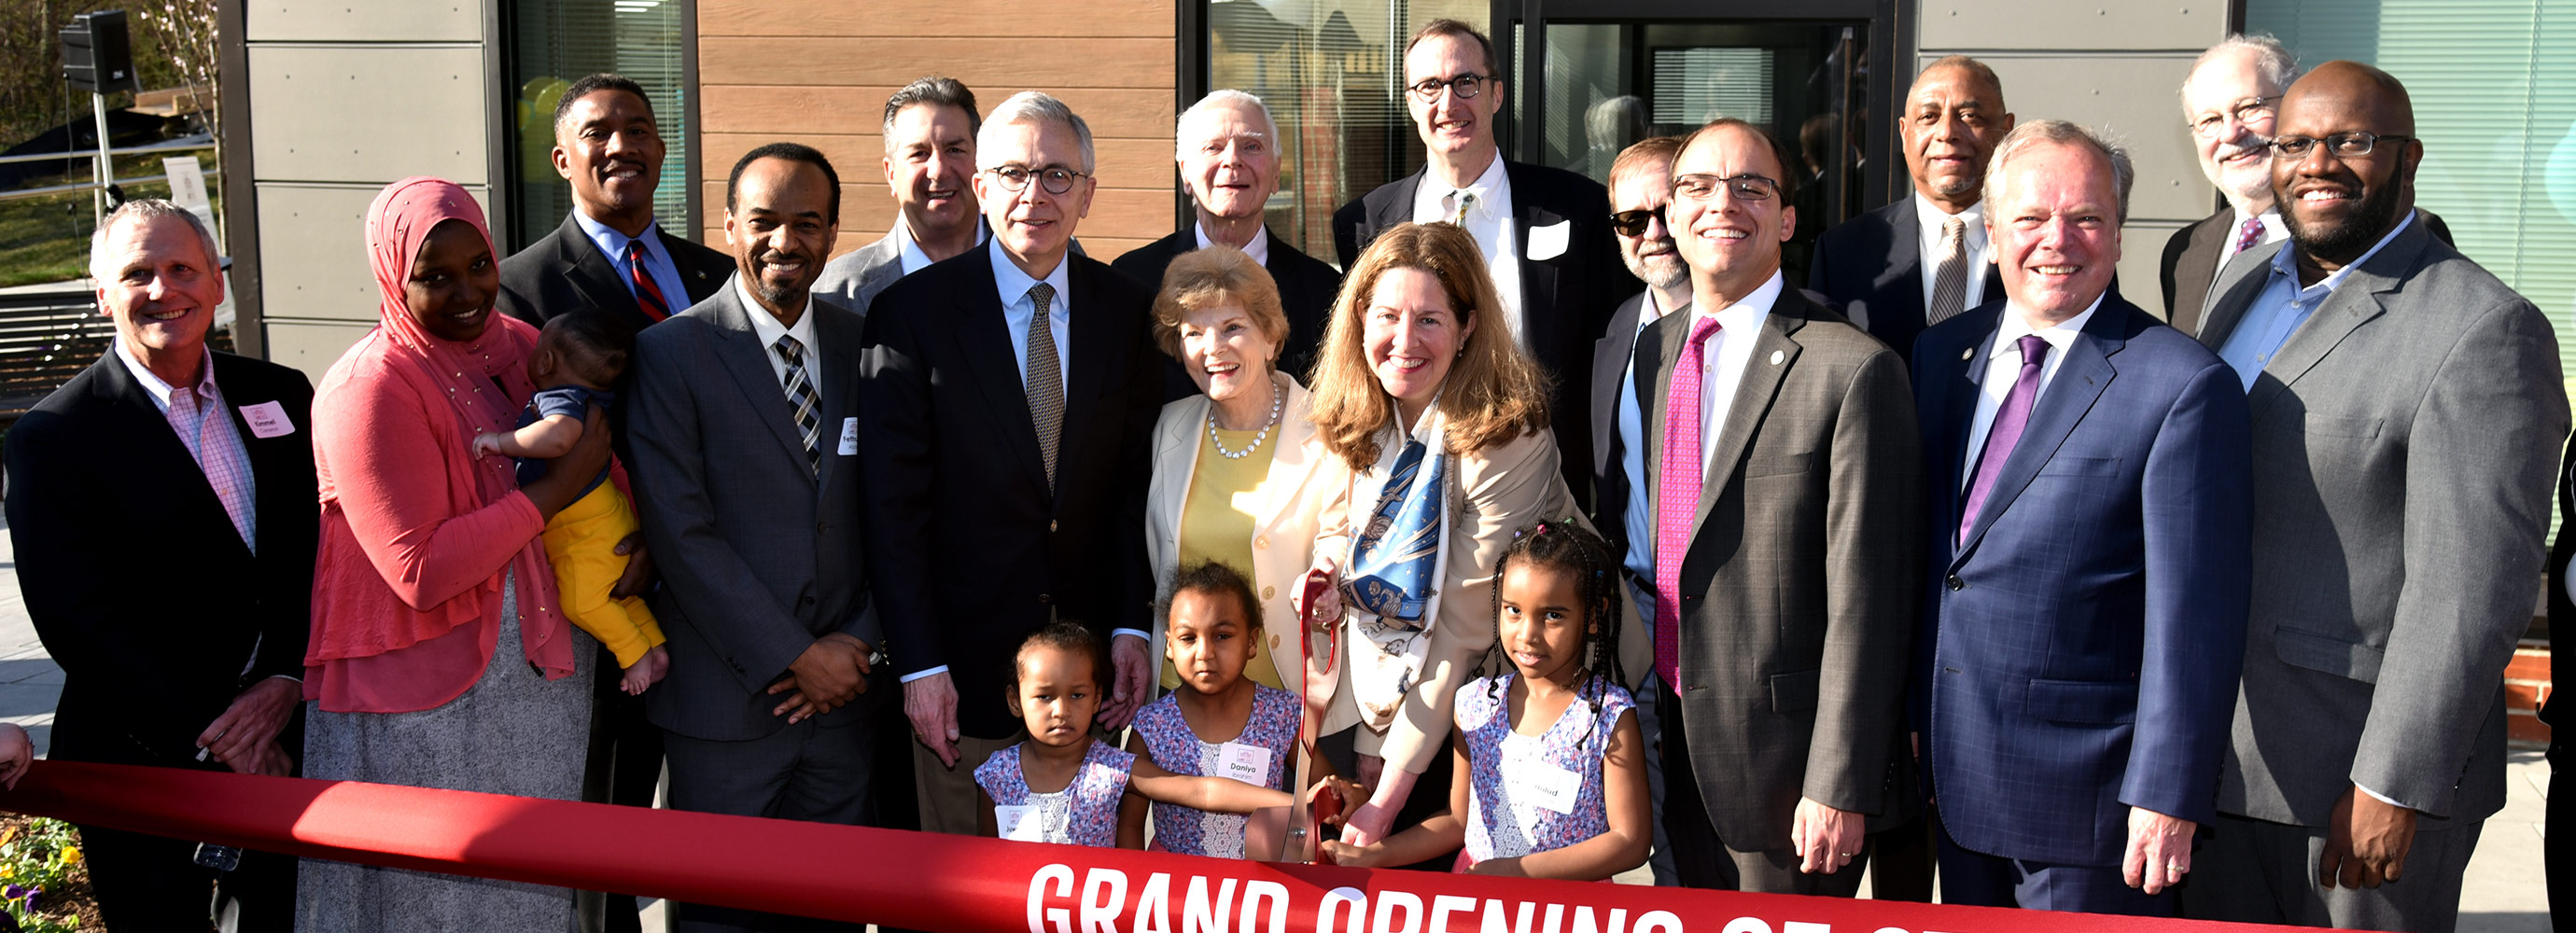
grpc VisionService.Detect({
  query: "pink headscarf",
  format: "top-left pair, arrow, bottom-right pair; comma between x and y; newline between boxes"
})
305,177 -> 574,703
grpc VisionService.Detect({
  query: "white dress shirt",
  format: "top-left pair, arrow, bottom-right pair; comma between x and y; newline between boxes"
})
987,237 -> 1072,397
1960,298 -> 2102,484
1914,193 -> 1993,311
572,210 -> 691,312
1683,271 -> 1785,474
1194,221 -> 1271,267
1411,155 -> 1523,349
895,217 -> 989,275
734,274 -> 821,399
2217,211 -> 2417,392
1617,289 -> 1675,586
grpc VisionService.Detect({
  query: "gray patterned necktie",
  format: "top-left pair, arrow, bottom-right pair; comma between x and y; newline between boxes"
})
1025,283 -> 1064,491
1928,216 -> 1969,326
775,334 -> 819,472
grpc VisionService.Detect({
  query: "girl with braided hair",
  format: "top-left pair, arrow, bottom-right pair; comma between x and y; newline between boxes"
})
1321,519 -> 1650,879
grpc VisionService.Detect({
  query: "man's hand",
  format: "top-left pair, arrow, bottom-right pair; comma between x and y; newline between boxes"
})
228,740 -> 293,777
1099,634 -> 1152,731
2121,806 -> 2197,894
1791,797 -> 1865,874
767,634 -> 873,723
197,676 -> 299,768
2322,785 -> 2418,889
906,671 -> 962,768
609,532 -> 654,600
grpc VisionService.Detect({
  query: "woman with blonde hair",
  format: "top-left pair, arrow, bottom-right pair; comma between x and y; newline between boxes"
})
1300,221 -> 1582,855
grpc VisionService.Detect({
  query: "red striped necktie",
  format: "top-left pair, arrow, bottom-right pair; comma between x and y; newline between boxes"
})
626,239 -> 672,322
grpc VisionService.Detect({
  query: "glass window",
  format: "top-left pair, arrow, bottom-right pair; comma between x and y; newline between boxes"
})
2248,1 -> 2576,403
504,0 -> 690,252
1206,0 -> 1489,264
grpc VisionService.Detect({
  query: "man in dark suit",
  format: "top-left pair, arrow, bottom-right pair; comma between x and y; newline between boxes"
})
861,91 -> 1160,838
1636,118 -> 1920,895
626,144 -> 885,933
1113,90 -> 1339,383
1809,57 -> 2012,357
491,73 -> 726,932
1911,121 -> 2250,915
498,73 -> 733,333
814,76 -> 987,319
2183,63 -> 2567,933
5,201 -> 313,931
1589,133 -> 1689,885
1332,19 -> 1629,501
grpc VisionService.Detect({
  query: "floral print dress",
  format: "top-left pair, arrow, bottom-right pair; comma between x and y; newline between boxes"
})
975,739 -> 1135,848
1457,674 -> 1634,864
1132,684 -> 1301,856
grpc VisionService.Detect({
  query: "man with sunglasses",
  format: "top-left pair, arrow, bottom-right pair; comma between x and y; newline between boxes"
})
2184,62 -> 2567,933
1331,18 -> 1631,504
1809,57 -> 2012,362
1634,118 -> 1920,897
860,91 -> 1162,841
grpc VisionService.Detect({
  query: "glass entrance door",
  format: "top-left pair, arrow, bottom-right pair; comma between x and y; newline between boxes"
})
1495,0 -> 1894,281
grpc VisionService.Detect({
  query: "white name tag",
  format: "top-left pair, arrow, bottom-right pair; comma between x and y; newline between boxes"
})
1507,759 -> 1580,815
1526,220 -> 1571,261
238,400 -> 294,439
837,417 -> 859,455
1216,742 -> 1271,786
995,804 -> 1042,842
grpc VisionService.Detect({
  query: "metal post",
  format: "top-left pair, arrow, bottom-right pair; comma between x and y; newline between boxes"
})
91,91 -> 111,228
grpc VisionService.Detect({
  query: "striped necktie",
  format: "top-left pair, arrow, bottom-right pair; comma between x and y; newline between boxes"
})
774,334 -> 819,472
1926,216 -> 1968,326
627,240 -> 672,322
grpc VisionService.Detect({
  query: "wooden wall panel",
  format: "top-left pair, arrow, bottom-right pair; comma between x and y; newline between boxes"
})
697,0 -> 1169,37
698,38 -> 1175,90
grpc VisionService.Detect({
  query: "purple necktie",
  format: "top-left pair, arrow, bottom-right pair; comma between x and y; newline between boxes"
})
1959,334 -> 2050,544
2233,216 -> 2265,256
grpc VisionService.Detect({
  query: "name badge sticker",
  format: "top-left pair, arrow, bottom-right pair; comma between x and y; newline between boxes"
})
1217,742 -> 1272,786
994,804 -> 1041,842
1507,759 -> 1580,815
837,417 -> 859,455
238,400 -> 294,439
1526,220 -> 1572,260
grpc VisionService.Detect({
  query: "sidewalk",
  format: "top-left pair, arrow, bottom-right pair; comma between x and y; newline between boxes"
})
0,517 -> 2548,927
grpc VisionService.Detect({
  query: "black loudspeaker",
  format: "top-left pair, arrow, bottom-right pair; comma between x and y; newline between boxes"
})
62,10 -> 138,96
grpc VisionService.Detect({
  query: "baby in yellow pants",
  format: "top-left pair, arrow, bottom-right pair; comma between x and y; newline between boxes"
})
473,310 -> 668,694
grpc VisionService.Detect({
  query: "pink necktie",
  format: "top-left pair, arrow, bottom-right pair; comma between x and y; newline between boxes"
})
1653,315 -> 1724,689
1959,335 -> 2050,544
2233,216 -> 2264,256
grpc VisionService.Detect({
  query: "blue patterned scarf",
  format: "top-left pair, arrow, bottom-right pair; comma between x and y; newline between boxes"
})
1347,436 -> 1447,622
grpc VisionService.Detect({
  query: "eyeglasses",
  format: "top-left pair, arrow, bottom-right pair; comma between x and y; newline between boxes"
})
1609,209 -> 1664,237
1672,173 -> 1781,202
2188,96 -> 2280,138
1407,74 -> 1491,102
983,164 -> 1089,195
2266,132 -> 2415,159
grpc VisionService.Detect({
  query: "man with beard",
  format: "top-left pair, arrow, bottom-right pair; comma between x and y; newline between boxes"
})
1589,133 -> 1688,885
1113,90 -> 1340,383
2183,62 -> 2566,933
1809,57 -> 2011,360
815,77 -> 985,318
627,143 -> 888,933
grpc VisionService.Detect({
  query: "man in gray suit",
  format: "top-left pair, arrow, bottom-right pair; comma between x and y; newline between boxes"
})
1636,118 -> 1921,896
2184,63 -> 2567,933
627,142 -> 884,933
812,76 -> 984,316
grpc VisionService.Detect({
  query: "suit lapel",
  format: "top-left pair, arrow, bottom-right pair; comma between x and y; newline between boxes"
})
1372,170 -> 1423,242
2172,211 -> 2229,333
1061,261 -> 1117,487
951,258 -> 1054,494
708,290 -> 817,474
1883,204 -> 1929,326
1932,306 -> 2003,536
1590,293 -> 1648,478
2246,272 -> 2388,421
2193,239 -> 2283,350
210,355 -> 297,559
554,217 -> 647,324
95,353 -> 251,558
1955,304 -> 2125,558
657,227 -> 728,305
812,304 -> 862,498
1692,297 -> 1803,532
1505,162 -> 1562,353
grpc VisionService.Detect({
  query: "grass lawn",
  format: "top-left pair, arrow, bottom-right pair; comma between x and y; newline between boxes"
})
0,151 -> 219,288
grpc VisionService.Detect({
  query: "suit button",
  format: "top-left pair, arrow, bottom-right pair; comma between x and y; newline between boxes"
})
817,522 -> 828,534
1270,634 -> 1281,648
1254,536 -> 1269,550
1038,593 -> 1053,605
802,595 -> 816,606
1946,575 -> 1964,592
1049,520 -> 1058,533
1261,585 -> 1275,600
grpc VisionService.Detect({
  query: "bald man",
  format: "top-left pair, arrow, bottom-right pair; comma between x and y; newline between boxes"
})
2183,62 -> 2566,933
1809,56 -> 2012,360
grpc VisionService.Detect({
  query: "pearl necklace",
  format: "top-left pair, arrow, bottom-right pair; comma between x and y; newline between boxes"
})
1207,380 -> 1284,460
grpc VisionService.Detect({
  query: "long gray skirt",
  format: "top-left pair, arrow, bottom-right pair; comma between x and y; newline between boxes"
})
296,573 -> 596,932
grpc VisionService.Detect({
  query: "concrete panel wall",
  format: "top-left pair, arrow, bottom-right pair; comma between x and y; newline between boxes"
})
1916,0 -> 2232,313
244,2 -> 498,380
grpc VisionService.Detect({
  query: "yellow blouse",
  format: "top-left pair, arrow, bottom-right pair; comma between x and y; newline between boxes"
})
1164,424 -> 1285,689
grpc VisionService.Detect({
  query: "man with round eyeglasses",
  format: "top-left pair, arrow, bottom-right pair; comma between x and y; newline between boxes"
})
2158,35 -> 2296,337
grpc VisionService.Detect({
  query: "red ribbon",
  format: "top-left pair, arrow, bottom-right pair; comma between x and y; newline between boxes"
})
0,760 -> 2289,932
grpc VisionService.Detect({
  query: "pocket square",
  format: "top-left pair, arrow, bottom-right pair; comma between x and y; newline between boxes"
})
1526,220 -> 1570,260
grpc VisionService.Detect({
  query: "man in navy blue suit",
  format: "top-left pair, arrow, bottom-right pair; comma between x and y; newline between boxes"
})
1908,119 -> 2251,915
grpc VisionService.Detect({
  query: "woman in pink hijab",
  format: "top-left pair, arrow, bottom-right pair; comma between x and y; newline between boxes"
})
298,177 -> 618,929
